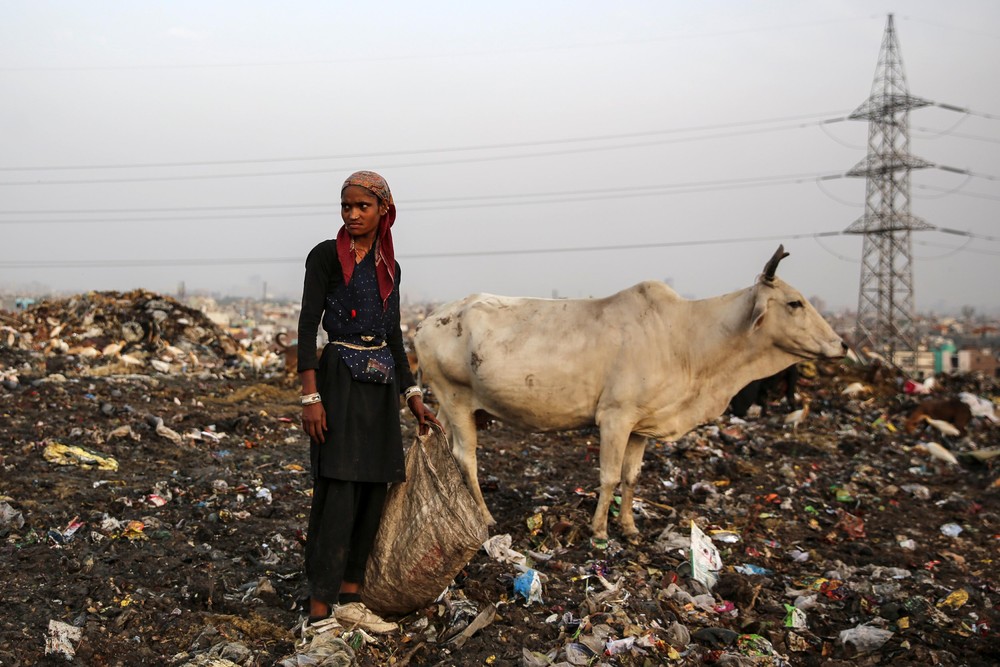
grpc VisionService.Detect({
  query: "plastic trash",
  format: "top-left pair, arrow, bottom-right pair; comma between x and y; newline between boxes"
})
564,642 -> 594,664
42,442 -> 119,471
0,501 -> 25,530
482,534 -> 527,566
690,521 -> 722,589
734,563 -> 772,575
44,620 -> 82,660
937,589 -> 969,610
605,636 -> 635,656
940,523 -> 963,537
737,633 -> 777,657
958,391 -> 998,422
838,624 -> 893,655
692,626 -> 739,648
513,569 -> 543,606
784,603 -> 807,628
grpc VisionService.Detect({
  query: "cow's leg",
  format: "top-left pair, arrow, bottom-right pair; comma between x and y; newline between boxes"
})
618,433 -> 648,542
444,405 -> 496,526
592,421 -> 631,542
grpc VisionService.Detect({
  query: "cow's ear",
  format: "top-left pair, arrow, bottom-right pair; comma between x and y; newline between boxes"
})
750,297 -> 768,331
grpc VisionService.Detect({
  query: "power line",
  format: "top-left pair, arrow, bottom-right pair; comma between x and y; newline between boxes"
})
937,227 -> 1000,243
0,119 -> 848,186
932,102 -> 1000,120
0,202 -> 338,215
915,183 -> 1000,201
2,227 -> 995,269
0,231 -> 871,270
0,112 -> 849,173
914,237 -> 1000,257
0,170 -> 845,223
0,231 -> 845,268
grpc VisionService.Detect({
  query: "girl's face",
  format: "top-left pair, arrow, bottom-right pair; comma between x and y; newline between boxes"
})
341,185 -> 387,239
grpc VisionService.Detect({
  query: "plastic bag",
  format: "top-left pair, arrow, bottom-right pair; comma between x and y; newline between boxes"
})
362,428 -> 489,615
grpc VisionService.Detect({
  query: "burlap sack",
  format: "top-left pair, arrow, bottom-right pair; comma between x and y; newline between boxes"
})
362,428 -> 489,615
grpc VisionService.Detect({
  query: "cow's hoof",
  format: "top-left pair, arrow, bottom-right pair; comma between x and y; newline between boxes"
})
624,532 -> 643,546
589,536 -> 609,551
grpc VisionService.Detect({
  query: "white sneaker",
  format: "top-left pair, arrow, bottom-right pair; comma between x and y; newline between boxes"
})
334,602 -> 397,634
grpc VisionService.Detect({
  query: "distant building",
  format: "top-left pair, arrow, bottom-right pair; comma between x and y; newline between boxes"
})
957,348 -> 999,377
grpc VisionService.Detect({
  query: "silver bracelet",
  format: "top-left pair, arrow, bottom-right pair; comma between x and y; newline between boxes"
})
403,385 -> 422,401
300,392 -> 322,406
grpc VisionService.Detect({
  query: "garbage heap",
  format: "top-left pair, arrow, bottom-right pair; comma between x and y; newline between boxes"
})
0,289 -> 247,378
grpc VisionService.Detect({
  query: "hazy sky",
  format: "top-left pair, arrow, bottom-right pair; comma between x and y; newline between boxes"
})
2,1 -> 998,315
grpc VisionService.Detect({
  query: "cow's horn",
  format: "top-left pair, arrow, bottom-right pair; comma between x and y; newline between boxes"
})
762,245 -> 789,282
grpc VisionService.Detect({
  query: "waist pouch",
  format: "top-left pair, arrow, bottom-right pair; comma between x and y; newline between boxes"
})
331,337 -> 395,384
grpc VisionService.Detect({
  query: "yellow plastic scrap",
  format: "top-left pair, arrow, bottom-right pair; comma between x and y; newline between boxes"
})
937,589 -> 969,610
121,520 -> 147,541
43,442 -> 119,472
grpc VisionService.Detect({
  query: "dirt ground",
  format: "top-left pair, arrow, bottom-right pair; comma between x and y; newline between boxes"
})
1,320 -> 998,665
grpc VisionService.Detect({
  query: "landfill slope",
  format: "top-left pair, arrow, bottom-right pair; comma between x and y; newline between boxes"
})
1,295 -> 998,666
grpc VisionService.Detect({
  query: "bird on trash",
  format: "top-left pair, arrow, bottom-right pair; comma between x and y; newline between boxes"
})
120,353 -> 143,367
102,340 -> 125,357
914,441 -> 959,466
45,338 -> 69,354
841,382 -> 870,398
163,343 -> 187,360
922,415 -> 961,439
784,398 -> 811,430
70,346 -> 100,359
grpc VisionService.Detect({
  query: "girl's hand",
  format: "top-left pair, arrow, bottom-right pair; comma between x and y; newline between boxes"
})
302,402 -> 327,444
407,396 -> 442,436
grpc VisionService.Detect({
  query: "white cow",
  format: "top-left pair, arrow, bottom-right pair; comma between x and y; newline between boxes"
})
414,246 -> 846,542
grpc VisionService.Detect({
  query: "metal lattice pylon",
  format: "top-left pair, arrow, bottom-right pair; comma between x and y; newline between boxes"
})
844,14 -> 934,370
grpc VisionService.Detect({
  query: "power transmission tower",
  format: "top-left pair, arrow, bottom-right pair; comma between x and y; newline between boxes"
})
844,14 -> 934,371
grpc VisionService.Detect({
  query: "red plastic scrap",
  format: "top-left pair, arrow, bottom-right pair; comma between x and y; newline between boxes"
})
971,621 -> 990,637
713,601 -> 737,614
834,509 -> 866,539
818,580 -> 846,600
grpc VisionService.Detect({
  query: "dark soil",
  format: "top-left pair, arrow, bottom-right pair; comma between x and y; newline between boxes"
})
1,348 -> 998,665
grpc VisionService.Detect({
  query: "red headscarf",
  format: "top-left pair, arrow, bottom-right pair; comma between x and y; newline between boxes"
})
336,171 -> 397,309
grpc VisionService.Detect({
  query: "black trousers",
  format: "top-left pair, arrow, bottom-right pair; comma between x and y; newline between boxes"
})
304,477 -> 388,604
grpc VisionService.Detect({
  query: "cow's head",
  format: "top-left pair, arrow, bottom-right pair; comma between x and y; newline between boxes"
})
749,245 -> 846,360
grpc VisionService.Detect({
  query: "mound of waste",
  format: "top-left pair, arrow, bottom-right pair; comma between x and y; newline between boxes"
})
1,289 -> 242,377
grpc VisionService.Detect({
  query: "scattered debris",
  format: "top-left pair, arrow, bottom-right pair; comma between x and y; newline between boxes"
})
1,292 -> 998,664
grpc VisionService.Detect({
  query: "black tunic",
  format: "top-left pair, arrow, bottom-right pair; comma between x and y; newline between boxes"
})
296,239 -> 415,483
